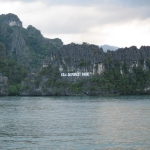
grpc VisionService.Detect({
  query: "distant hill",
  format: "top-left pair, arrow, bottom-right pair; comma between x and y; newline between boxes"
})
100,44 -> 119,52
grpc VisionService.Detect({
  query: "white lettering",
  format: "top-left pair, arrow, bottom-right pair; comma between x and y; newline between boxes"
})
61,73 -> 67,76
61,72 -> 90,77
68,73 -> 71,76
82,72 -> 89,76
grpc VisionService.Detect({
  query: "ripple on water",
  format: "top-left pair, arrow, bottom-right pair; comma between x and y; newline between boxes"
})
0,96 -> 150,149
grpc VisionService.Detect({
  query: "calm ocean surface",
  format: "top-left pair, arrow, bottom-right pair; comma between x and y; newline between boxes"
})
0,96 -> 150,150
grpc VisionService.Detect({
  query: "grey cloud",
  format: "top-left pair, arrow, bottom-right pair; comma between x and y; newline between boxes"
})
0,0 -> 104,5
3,0 -> 150,7
27,0 -> 150,7
117,0 -> 150,7
39,6 -> 149,35
45,0 -> 150,7
3,0 -> 150,35
16,0 -> 36,1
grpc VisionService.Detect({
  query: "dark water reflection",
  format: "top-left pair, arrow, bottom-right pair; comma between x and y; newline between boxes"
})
0,96 -> 150,149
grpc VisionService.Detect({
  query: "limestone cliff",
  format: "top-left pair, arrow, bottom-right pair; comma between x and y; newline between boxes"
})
1,13 -> 150,96
0,13 -> 22,27
0,13 -> 63,71
20,44 -> 150,96
44,44 -> 150,76
0,13 -> 63,95
0,73 -> 8,96
43,43 -> 104,76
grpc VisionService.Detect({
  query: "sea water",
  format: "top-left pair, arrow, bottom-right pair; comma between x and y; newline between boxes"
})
0,96 -> 150,150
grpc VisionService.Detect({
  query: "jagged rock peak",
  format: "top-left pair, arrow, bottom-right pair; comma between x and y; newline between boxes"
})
0,13 -> 22,27
26,25 -> 42,37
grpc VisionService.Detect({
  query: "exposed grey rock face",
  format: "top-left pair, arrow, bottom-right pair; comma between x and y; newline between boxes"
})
26,25 -> 41,37
105,46 -> 150,68
26,25 -> 63,49
10,28 -> 27,61
20,43 -> 150,96
43,43 -> 104,76
0,13 -> 63,71
2,13 -> 150,96
0,73 -> 8,96
0,13 -> 22,27
43,44 -> 150,78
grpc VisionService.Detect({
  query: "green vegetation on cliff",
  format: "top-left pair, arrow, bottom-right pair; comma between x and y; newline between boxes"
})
90,64 -> 150,95
0,15 -> 63,71
2,13 -> 150,96
0,39 -> 28,95
22,60 -> 150,96
0,58 -> 28,95
0,13 -> 63,95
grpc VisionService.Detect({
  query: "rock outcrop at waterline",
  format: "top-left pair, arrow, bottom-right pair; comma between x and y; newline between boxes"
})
0,73 -> 8,96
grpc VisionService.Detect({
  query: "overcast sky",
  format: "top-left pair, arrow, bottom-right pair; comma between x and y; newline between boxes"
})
0,0 -> 150,48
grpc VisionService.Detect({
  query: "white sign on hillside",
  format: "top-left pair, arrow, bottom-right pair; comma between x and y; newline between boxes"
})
61,72 -> 89,77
